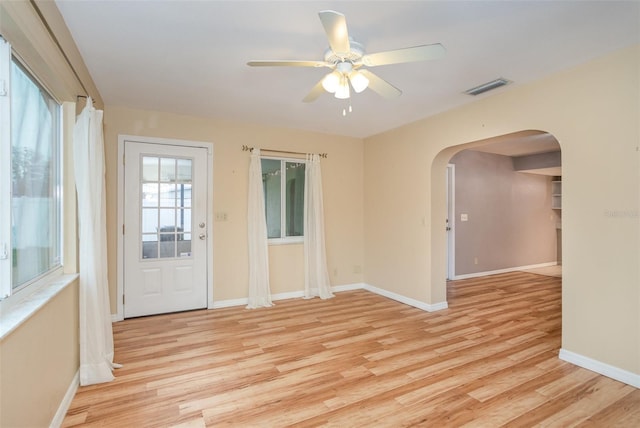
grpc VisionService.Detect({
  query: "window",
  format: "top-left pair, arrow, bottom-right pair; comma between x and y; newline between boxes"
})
141,155 -> 193,259
261,158 -> 305,241
0,39 -> 62,299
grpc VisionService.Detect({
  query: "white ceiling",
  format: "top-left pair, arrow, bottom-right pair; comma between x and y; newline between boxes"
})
470,130 -> 560,157
55,1 -> 639,140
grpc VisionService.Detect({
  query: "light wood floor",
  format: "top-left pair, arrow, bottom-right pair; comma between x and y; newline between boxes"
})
63,272 -> 639,427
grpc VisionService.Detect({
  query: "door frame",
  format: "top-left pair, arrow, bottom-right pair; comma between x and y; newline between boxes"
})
446,163 -> 455,280
115,134 -> 214,321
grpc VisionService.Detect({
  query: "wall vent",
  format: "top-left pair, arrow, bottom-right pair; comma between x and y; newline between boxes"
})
464,78 -> 511,96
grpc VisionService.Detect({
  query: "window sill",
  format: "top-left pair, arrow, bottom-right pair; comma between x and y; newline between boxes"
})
0,273 -> 78,340
268,237 -> 304,246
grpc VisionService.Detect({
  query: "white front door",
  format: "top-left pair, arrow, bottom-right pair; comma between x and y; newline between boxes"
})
123,141 -> 209,318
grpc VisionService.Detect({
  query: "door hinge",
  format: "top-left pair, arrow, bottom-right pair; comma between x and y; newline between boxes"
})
123,294 -> 125,304
122,154 -> 125,166
122,224 -> 125,235
0,79 -> 7,96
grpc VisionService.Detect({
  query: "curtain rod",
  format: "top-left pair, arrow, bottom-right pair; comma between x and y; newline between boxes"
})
242,145 -> 327,158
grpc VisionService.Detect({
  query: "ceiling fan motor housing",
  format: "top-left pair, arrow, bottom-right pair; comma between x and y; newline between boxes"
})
324,40 -> 365,65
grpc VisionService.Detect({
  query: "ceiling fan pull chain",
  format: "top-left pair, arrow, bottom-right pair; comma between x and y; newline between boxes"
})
342,100 -> 353,117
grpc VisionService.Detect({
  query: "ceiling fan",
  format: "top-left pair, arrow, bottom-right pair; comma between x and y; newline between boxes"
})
247,10 -> 445,102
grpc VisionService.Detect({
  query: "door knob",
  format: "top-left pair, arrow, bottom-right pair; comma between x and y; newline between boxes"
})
199,233 -> 206,240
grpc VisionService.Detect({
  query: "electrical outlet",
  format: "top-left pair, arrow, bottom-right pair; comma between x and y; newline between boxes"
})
474,257 -> 479,265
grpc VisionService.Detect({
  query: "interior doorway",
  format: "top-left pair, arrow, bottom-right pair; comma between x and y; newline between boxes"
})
442,130 -> 562,281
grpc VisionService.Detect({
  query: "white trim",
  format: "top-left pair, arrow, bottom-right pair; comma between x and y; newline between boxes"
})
268,237 -> 304,246
0,37 -> 11,298
50,370 -> 79,428
0,273 -> 77,339
559,348 -> 640,389
273,290 -> 305,301
452,261 -> 558,280
332,282 -> 365,293
446,163 -> 456,280
363,283 -> 448,312
212,297 -> 249,309
116,135 -> 214,320
186,282 -> 450,313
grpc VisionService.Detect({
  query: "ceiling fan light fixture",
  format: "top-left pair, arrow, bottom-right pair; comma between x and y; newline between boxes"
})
322,71 -> 340,93
334,75 -> 350,99
349,70 -> 369,93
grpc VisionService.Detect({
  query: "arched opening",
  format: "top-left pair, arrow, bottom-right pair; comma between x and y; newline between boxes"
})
430,130 -> 562,303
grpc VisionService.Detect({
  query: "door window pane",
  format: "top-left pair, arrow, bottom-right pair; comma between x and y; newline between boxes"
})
139,155 -> 193,259
141,208 -> 159,233
160,158 -> 176,182
142,156 -> 159,181
159,183 -> 177,207
177,159 -> 192,182
142,183 -> 158,207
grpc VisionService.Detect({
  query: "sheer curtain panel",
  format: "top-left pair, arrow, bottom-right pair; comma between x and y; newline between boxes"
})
74,98 -> 120,385
304,154 -> 334,299
247,149 -> 273,308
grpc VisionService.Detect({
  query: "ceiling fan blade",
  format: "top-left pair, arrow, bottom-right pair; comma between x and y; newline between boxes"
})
319,10 -> 350,55
302,78 -> 326,103
358,70 -> 402,98
247,60 -> 328,67
361,43 -> 445,67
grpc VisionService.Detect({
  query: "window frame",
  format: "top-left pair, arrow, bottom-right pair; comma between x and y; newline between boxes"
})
0,39 -> 64,302
261,156 -> 306,245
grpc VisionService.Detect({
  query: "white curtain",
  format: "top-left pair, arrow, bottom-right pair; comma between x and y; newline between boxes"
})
247,148 -> 273,309
304,154 -> 334,299
74,98 -> 120,385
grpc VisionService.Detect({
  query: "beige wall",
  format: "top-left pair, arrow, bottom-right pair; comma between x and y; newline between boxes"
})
103,107 -> 365,310
364,45 -> 639,374
450,149 -> 558,275
1,6 -> 637,427
0,279 -> 80,427
0,2 -> 89,425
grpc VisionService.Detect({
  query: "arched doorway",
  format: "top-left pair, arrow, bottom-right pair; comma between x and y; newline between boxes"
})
431,130 -> 562,301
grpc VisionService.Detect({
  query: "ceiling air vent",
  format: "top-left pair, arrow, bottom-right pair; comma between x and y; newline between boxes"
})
464,78 -> 511,96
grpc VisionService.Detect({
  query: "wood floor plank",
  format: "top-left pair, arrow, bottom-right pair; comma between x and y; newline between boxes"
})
62,272 -> 638,427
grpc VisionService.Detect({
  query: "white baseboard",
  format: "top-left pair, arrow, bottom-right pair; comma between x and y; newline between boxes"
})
453,261 -> 558,280
333,282 -> 366,293
212,291 -> 303,309
211,297 -> 248,309
559,348 -> 640,389
140,282 -> 448,314
272,290 -> 305,301
363,283 -> 448,312
50,370 -> 79,428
